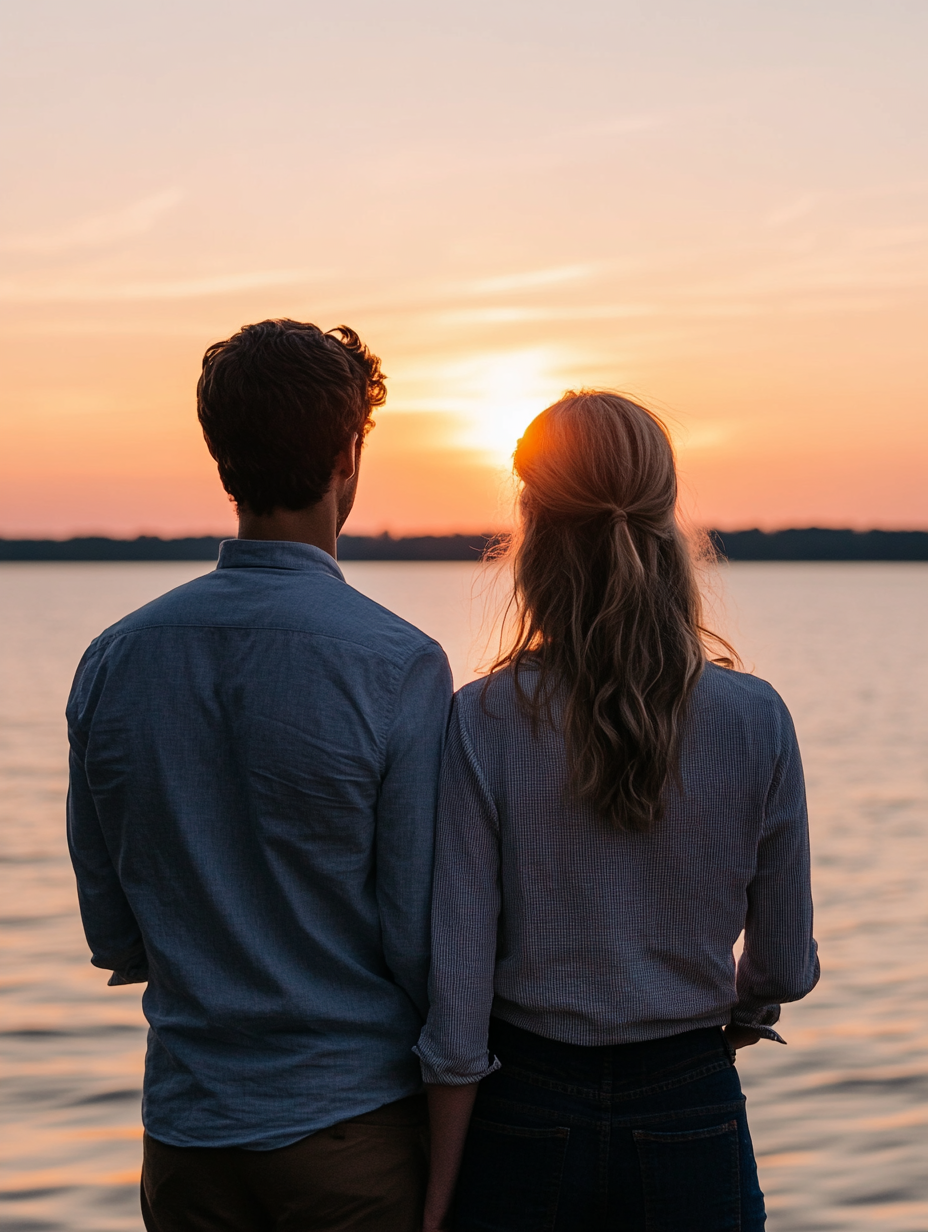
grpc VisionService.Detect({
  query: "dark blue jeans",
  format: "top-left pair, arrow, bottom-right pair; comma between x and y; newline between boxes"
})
454,1019 -> 765,1232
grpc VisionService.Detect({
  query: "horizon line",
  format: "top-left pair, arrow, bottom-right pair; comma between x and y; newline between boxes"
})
2,527 -> 928,544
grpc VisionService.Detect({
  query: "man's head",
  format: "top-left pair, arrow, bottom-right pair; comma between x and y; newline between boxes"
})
197,319 -> 386,527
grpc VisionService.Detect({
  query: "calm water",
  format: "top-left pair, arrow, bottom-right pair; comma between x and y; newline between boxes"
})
1,561 -> 926,1231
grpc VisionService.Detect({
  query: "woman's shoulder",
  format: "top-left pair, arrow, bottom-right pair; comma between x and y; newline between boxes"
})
694,661 -> 794,731
454,661 -> 796,750
450,665 -> 557,779
699,659 -> 779,697
451,664 -> 542,740
455,666 -> 520,715
455,659 -> 540,704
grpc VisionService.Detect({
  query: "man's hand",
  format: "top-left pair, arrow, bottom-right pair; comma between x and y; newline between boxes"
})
724,1023 -> 762,1050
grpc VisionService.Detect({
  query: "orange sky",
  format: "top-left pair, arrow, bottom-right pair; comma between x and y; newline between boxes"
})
1,1 -> 925,537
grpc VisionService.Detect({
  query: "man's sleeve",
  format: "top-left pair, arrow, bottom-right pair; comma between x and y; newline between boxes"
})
375,642 -> 453,1019
66,657 -> 148,986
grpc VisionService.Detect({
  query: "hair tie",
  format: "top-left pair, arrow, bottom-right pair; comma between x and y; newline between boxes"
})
611,508 -> 628,525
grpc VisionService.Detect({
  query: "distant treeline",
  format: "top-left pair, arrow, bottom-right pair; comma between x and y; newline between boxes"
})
1,529 -> 927,562
0,534 -> 494,562
711,529 -> 928,561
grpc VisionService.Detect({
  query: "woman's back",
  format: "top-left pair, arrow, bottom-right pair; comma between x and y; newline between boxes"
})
416,661 -> 818,1084
417,391 -> 819,1232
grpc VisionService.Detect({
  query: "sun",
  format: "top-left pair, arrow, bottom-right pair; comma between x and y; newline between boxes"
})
431,348 -> 570,467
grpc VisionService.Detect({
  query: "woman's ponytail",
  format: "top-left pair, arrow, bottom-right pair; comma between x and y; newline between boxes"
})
489,391 -> 736,831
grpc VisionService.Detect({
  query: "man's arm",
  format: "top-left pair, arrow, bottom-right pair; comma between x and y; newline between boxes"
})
67,724 -> 148,986
375,642 -> 453,1018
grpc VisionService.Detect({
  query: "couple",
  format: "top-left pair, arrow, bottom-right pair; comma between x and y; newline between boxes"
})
67,319 -> 819,1232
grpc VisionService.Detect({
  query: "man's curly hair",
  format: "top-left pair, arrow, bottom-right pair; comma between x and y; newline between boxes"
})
197,319 -> 386,516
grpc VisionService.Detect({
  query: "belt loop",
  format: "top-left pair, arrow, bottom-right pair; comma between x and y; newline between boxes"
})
721,1028 -> 737,1064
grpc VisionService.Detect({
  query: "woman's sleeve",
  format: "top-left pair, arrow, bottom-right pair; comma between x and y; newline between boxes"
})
734,699 -> 820,1040
414,692 -> 503,1085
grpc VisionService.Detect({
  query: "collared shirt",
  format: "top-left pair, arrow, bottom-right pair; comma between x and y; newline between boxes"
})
415,662 -> 819,1085
67,539 -> 452,1149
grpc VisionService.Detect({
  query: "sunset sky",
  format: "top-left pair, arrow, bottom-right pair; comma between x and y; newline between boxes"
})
1,0 -> 925,537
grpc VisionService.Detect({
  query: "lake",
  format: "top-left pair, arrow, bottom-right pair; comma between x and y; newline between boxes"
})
1,561 -> 926,1231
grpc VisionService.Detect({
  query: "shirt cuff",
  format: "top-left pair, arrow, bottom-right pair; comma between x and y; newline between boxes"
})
731,1002 -> 786,1044
106,967 -> 149,986
92,950 -> 149,985
412,1042 -> 501,1086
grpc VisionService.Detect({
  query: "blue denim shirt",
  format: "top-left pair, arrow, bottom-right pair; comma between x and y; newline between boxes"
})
66,539 -> 452,1149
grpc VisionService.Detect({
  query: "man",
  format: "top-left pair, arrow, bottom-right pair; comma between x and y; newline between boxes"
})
66,320 -> 453,1231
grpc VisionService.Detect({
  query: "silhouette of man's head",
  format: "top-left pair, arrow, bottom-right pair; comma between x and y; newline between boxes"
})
197,319 -> 386,518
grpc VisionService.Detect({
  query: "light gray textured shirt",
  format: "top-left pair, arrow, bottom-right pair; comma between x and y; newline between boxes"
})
415,662 -> 819,1085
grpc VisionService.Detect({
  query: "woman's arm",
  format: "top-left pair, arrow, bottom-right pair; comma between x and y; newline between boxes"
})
414,696 -> 503,1089
735,701 -> 820,1038
423,1083 -> 479,1232
414,694 -> 502,1226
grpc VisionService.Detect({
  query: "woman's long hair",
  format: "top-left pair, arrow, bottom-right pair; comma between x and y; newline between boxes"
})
488,391 -> 737,832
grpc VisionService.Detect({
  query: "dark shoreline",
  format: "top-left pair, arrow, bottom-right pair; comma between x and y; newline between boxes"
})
1,529 -> 927,562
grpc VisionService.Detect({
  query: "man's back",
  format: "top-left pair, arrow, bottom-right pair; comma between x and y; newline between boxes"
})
67,539 -> 452,1149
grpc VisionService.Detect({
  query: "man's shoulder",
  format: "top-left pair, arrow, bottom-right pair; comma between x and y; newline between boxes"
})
87,571 -> 220,647
321,577 -> 444,666
88,566 -> 441,671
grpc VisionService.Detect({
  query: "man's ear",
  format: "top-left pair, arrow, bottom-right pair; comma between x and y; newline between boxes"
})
337,434 -> 359,481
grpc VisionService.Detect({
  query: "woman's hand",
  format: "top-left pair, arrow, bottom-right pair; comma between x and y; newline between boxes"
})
422,1083 -> 479,1232
422,1197 -> 452,1232
423,1173 -> 456,1232
724,1023 -> 762,1049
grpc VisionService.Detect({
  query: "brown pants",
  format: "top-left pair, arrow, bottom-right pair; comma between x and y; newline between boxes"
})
141,1094 -> 429,1232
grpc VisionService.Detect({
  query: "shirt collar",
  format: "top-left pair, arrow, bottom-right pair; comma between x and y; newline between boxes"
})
217,539 -> 345,581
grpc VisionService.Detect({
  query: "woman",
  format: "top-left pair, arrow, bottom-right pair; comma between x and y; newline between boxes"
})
415,393 -> 819,1231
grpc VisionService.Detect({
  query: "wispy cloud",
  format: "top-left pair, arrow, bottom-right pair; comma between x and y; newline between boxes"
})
850,225 -> 926,249
464,265 -> 597,295
569,114 -> 666,139
0,189 -> 185,254
673,423 -> 735,453
0,268 -> 319,302
764,194 -> 820,228
586,115 -> 665,136
440,304 -> 657,324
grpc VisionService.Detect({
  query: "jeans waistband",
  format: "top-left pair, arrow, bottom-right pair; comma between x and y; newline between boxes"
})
488,1018 -> 732,1094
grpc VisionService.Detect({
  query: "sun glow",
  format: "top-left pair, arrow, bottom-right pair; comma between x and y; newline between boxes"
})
421,348 -> 572,467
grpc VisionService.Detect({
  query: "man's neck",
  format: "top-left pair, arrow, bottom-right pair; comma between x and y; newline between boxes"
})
237,496 -> 339,559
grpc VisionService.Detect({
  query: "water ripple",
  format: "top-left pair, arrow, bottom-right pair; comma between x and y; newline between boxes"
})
1,561 -> 926,1231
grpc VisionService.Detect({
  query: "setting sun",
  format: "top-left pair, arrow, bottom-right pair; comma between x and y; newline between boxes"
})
394,347 -> 571,466
0,0 -> 924,540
